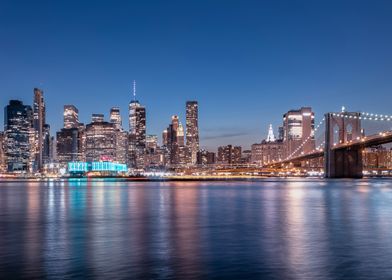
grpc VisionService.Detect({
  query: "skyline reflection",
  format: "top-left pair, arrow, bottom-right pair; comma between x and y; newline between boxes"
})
1,179 -> 392,279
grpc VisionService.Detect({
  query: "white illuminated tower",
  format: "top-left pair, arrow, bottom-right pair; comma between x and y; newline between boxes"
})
266,124 -> 275,142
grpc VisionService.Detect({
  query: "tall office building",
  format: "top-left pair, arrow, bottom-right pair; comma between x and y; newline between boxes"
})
166,115 -> 186,165
4,100 -> 33,173
49,136 -> 57,162
56,128 -> 84,166
278,126 -> 284,141
56,105 -> 85,167
110,107 -> 128,164
186,101 -> 199,164
197,149 -> 216,165
177,122 -> 185,146
92,113 -> 105,123
110,107 -> 122,129
162,129 -> 168,146
33,88 -> 49,172
0,132 -> 5,172
217,145 -> 242,164
146,135 -> 158,152
64,105 -> 79,128
283,107 -> 315,158
85,114 -> 117,162
128,81 -> 146,168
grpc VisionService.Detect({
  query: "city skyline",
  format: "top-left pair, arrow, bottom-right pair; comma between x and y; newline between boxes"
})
2,1 -> 392,149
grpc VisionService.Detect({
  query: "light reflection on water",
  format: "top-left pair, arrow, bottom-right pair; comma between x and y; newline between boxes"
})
1,179 -> 392,279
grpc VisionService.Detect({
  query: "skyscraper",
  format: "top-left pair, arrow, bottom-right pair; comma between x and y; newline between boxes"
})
177,122 -> 185,146
56,127 -> 84,166
110,107 -> 128,164
33,88 -> 47,172
4,100 -> 33,173
85,114 -> 117,162
110,107 -> 122,129
282,107 -> 315,158
64,105 -> 79,128
186,101 -> 199,164
146,135 -> 158,152
0,132 -> 6,172
56,105 -> 85,168
92,113 -> 105,123
162,129 -> 168,147
166,115 -> 181,165
128,81 -> 146,168
197,149 -> 216,165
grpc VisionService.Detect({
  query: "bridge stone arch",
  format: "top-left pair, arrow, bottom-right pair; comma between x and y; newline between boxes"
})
324,112 -> 363,178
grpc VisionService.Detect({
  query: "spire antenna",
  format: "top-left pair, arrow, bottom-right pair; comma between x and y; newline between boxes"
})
133,80 -> 136,101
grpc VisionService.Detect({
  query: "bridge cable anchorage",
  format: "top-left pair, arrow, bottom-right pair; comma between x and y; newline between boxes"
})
284,118 -> 325,161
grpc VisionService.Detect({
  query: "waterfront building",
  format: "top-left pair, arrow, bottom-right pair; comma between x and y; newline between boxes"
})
56,128 -> 84,167
251,125 -> 284,166
56,105 -> 86,167
363,146 -> 392,169
4,100 -> 33,173
85,114 -> 117,162
186,101 -> 199,164
33,88 -> 50,172
64,105 -> 79,128
0,132 -> 5,172
241,150 -> 252,164
283,107 -> 315,158
251,141 -> 284,166
217,145 -> 242,164
197,149 -> 216,165
128,81 -> 146,169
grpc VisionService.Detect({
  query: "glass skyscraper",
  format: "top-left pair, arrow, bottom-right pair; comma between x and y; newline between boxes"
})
186,101 -> 199,164
4,100 -> 33,172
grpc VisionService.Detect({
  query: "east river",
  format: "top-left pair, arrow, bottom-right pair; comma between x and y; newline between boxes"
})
1,179 -> 392,279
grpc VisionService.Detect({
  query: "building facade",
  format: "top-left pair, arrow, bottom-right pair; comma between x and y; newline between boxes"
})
33,88 -> 50,172
217,145 -> 242,164
0,132 -> 5,172
110,107 -> 128,164
186,101 -> 199,164
283,107 -> 315,158
251,125 -> 284,166
197,149 -> 216,165
128,100 -> 146,168
64,105 -> 79,129
85,115 -> 117,162
4,100 -> 33,173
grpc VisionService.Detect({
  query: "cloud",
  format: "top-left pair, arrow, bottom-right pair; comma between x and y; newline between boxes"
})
202,131 -> 250,140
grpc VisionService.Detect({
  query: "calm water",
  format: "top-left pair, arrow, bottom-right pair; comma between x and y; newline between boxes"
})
1,179 -> 392,279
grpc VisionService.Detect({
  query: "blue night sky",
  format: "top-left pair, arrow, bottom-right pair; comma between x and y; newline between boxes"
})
1,0 -> 392,150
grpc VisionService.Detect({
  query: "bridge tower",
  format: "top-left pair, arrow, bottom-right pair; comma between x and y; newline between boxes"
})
324,111 -> 363,178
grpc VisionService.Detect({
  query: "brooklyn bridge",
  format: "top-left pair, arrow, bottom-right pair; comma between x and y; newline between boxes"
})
187,109 -> 392,179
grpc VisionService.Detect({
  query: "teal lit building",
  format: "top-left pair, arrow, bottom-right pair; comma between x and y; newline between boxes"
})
68,161 -> 127,175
